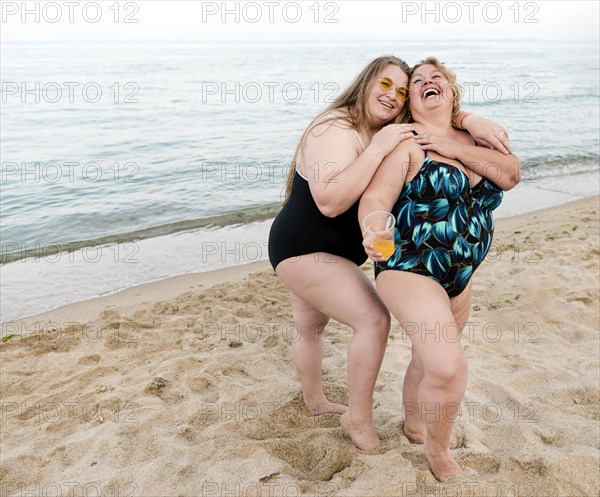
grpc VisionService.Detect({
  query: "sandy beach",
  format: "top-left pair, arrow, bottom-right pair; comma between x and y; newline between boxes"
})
1,196 -> 599,497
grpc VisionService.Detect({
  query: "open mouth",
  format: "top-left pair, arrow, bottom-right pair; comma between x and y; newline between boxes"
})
423,88 -> 440,99
378,99 -> 395,109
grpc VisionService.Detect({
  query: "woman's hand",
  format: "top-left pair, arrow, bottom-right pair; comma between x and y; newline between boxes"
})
362,231 -> 388,263
413,133 -> 463,159
461,114 -> 512,154
368,123 -> 416,160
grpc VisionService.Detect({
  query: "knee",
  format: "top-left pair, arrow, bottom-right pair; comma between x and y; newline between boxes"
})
364,307 -> 391,340
427,354 -> 468,388
292,316 -> 329,340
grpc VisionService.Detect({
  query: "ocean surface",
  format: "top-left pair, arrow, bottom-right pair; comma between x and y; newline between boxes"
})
1,40 -> 599,321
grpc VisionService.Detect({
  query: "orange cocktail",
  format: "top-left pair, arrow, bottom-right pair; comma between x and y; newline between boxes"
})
362,211 -> 397,260
372,238 -> 395,259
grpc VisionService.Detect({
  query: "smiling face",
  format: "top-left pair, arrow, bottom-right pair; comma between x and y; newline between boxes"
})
408,58 -> 461,122
366,64 -> 409,127
409,64 -> 452,112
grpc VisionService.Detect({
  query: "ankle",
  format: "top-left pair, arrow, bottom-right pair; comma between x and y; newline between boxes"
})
303,391 -> 325,404
425,438 -> 451,457
343,409 -> 373,425
404,420 -> 425,432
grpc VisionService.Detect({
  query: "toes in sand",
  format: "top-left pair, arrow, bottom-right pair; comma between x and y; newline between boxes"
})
340,411 -> 380,451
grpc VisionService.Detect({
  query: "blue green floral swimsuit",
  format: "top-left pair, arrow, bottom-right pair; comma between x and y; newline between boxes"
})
374,148 -> 503,297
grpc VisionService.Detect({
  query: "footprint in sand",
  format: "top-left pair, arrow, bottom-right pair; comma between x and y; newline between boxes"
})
460,451 -> 501,475
563,290 -> 597,307
185,376 -> 219,403
266,434 -> 356,481
77,354 -> 101,365
144,376 -> 184,404
218,385 -> 358,481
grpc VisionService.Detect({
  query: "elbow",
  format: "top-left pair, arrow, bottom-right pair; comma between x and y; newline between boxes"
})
311,191 -> 344,218
314,190 -> 357,217
501,175 -> 520,192
501,156 -> 521,191
317,201 -> 343,218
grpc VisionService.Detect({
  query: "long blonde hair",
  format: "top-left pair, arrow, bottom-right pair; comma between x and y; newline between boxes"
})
283,55 -> 410,202
410,57 -> 462,125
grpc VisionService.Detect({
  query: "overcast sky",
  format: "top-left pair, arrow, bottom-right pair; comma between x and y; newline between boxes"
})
1,1 -> 598,42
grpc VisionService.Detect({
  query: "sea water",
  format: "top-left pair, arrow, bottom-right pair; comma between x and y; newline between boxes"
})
1,40 -> 599,320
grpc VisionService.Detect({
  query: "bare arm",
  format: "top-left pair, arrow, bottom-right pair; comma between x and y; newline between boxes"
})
302,121 -> 414,217
455,110 -> 512,155
414,132 -> 521,191
455,144 -> 520,190
358,140 -> 414,231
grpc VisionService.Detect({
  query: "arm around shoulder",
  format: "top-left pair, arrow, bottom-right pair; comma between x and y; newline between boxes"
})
456,142 -> 521,191
457,112 -> 512,156
302,122 -> 385,218
359,139 -> 415,224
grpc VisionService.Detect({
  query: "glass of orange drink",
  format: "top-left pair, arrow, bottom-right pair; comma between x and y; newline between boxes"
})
362,211 -> 396,259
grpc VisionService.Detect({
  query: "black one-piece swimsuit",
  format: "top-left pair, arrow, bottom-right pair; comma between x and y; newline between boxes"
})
268,171 -> 367,270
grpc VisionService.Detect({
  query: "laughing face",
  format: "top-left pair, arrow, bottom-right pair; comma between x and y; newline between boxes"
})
367,64 -> 409,126
409,62 -> 458,118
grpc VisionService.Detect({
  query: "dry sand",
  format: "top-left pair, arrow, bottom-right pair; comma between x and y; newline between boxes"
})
1,196 -> 599,497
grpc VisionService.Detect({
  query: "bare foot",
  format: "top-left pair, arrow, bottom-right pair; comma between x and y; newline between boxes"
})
305,397 -> 347,416
403,421 -> 426,444
424,438 -> 462,481
340,411 -> 380,451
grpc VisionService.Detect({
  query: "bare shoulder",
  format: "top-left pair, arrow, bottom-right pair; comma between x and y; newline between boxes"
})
300,109 -> 361,172
386,133 -> 420,162
378,134 -> 424,182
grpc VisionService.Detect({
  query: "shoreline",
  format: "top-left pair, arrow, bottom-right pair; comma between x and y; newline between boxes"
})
5,193 -> 599,331
3,260 -> 272,331
1,169 -> 599,323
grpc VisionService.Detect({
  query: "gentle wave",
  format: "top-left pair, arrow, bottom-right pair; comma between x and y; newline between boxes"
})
1,202 -> 281,264
523,155 -> 599,177
3,153 -> 598,264
1,40 -> 599,264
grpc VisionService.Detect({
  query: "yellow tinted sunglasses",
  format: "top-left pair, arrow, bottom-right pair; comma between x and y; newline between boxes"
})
379,77 -> 409,101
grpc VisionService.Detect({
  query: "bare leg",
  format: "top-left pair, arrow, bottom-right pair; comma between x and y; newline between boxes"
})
276,253 -> 391,450
450,281 -> 473,332
400,280 -> 473,445
402,346 -> 426,443
377,271 -> 468,480
287,290 -> 346,415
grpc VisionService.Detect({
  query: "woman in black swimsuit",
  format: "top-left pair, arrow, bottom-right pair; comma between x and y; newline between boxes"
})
268,55 -> 513,451
359,57 -> 520,478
